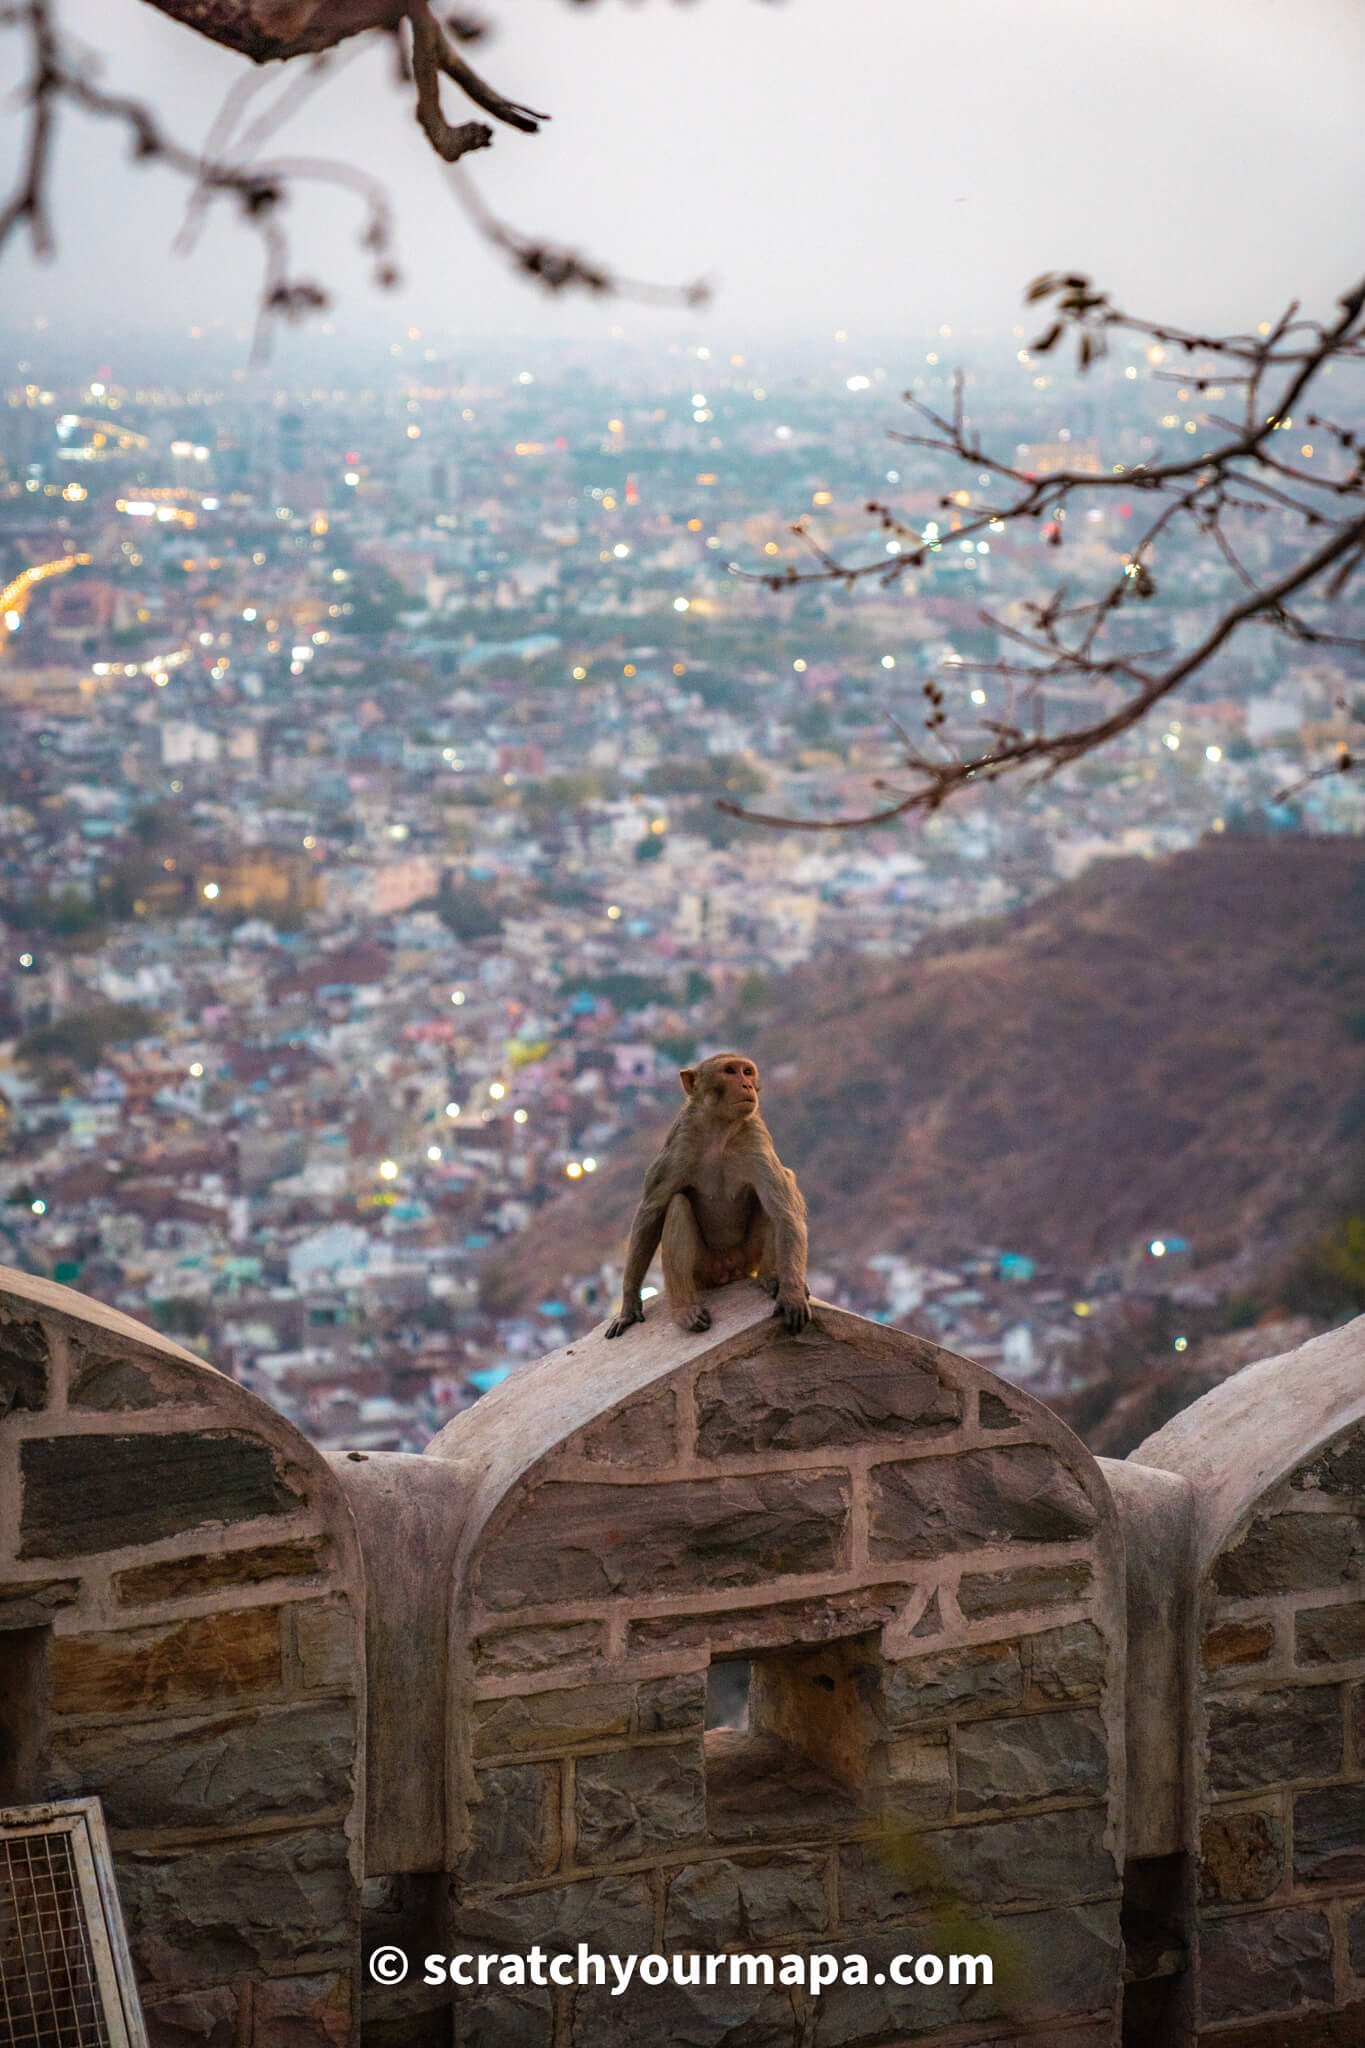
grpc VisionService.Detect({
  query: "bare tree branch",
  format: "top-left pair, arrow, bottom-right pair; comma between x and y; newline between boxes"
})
724,273 -> 1365,830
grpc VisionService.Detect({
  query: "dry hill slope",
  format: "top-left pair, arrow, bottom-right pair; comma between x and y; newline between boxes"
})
498,836 -> 1365,1304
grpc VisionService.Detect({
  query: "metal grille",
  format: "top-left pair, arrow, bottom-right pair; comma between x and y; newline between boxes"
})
0,1802 -> 146,2048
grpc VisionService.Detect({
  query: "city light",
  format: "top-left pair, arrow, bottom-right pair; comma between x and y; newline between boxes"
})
445,1102 -> 461,1119
378,1159 -> 399,1180
565,1161 -> 584,1179
202,882 -> 220,900
513,1109 -> 528,1124
1150,1240 -> 1167,1258
488,1082 -> 506,1101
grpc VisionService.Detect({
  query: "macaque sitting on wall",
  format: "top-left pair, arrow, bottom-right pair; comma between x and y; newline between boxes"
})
605,1052 -> 811,1339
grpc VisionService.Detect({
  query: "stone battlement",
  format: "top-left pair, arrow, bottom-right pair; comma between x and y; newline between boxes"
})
2,1263 -> 1364,2046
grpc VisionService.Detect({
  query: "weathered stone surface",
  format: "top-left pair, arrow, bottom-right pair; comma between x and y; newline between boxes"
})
451,1977 -> 553,2048
1292,1427 -> 1365,1499
1214,1512 -> 1365,1598
884,1731 -> 952,1824
1293,1784 -> 1365,1886
292,1598 -> 357,1692
1203,1619 -> 1276,1671
452,1871 -> 653,1954
810,1902 -> 1121,2045
0,1314 -> 48,1418
464,1763 -> 560,1887
117,1829 -> 354,1986
956,1708 -> 1109,1813
1028,1622 -> 1107,1705
627,1584 -> 910,1657
473,1684 -> 635,1759
910,1591 -> 942,1638
49,1701 -> 353,1830
570,1973 -> 798,2048
1349,1899 -> 1365,1975
574,1742 -> 706,1864
115,1538 -> 330,1606
51,1606 -> 281,1715
1199,1906 -> 1333,2026
20,1430 -> 302,1557
979,1390 -> 1022,1431
471,1620 -> 604,1677
478,1472 -> 849,1611
1200,1809 -> 1285,1905
251,1970 -> 354,2047
884,1641 -> 1024,1726
1296,1599 -> 1365,1666
636,1671 -> 705,1736
138,1985 -> 239,2046
868,1446 -> 1098,1561
704,1732 -> 861,1844
560,1384 -> 676,1467
1206,1687 -> 1343,1794
69,1354 -> 192,1411
663,1850 -> 828,1945
0,1575 -> 79,1627
695,1337 -> 960,1458
957,1562 -> 1093,1619
839,1806 -> 1115,1923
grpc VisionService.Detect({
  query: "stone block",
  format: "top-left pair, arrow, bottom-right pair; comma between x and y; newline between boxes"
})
1214,1512 -> 1365,1598
573,1742 -> 706,1864
49,1700 -> 354,1831
472,1684 -> 635,1759
452,1978 -> 553,2048
52,1606 -> 281,1715
70,1354 -> 192,1410
1199,1906 -> 1333,2026
463,1763 -> 560,1887
868,1446 -> 1098,1561
840,1806 -> 1114,1926
1027,1622 -> 1107,1705
1202,1619 -> 1276,1672
569,1972 -> 798,2048
1349,1899 -> 1365,1975
979,1391 -> 1022,1430
476,1471 -> 849,1612
293,1598 -> 358,1692
0,1313 -> 48,1417
956,1708 -> 1109,1813
20,1430 -> 302,1558
884,1731 -> 953,1826
1199,1809 -> 1285,1905
452,1871 -> 653,1954
627,1584 -> 910,1658
957,1562 -> 1093,1619
561,1384 -> 676,1467
138,1984 -> 239,2046
1293,1784 -> 1365,1887
251,1971 -> 354,2047
1205,1686 -> 1342,1794
117,1829 -> 355,1987
884,1641 -> 1024,1726
663,1851 -> 828,1945
471,1621 -> 604,1677
694,1335 -> 960,1458
115,1539 -> 330,1607
1295,1600 -> 1365,1666
1292,1427 -> 1365,1499
0,1575 -> 79,1628
636,1671 -> 705,1736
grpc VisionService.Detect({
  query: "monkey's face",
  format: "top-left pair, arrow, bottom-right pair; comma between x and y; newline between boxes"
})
695,1053 -> 760,1121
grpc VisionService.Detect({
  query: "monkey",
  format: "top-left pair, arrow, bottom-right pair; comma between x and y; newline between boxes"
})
604,1051 -> 811,1340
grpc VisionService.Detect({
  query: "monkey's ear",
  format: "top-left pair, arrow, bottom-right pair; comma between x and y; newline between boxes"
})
678,1068 -> 697,1096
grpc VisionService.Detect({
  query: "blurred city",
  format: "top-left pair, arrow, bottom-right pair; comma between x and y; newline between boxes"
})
2,328 -> 1361,1453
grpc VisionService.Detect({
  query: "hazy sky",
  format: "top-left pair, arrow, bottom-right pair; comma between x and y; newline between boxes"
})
3,0 -> 1363,355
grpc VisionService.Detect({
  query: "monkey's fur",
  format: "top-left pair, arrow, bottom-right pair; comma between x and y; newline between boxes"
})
605,1052 -> 810,1339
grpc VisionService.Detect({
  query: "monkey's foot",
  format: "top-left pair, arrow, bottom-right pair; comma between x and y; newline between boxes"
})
679,1304 -> 712,1333
605,1308 -> 645,1339
773,1291 -> 811,1335
758,1276 -> 781,1300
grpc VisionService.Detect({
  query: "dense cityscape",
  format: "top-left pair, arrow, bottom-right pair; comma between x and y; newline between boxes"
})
2,327 -> 1360,1451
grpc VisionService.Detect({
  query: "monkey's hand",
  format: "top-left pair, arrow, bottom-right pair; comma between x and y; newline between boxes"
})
773,1288 -> 811,1336
605,1302 -> 645,1339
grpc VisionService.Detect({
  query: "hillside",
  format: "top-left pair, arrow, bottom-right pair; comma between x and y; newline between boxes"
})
497,835 -> 1365,1303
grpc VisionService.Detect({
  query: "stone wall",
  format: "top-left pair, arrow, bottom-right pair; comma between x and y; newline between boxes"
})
0,1267 -> 367,2048
1137,1318 -> 1365,2045
422,1288 -> 1126,2048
